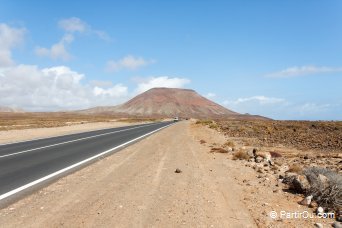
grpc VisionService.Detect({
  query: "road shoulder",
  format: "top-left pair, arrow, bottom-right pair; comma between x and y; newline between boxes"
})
0,121 -> 256,227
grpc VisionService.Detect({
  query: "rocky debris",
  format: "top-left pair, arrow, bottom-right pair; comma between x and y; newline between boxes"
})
226,147 -> 233,152
195,119 -> 342,226
314,223 -> 323,228
255,156 -> 263,163
175,168 -> 182,173
299,195 -> 313,206
200,139 -> 206,144
210,147 -> 228,153
255,151 -> 271,162
246,149 -> 254,158
215,120 -> 342,153
333,222 -> 342,228
282,174 -> 310,193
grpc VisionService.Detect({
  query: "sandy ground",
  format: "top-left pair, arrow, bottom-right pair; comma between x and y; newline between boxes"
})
0,121 -> 147,145
191,122 -> 338,228
0,121 -> 256,227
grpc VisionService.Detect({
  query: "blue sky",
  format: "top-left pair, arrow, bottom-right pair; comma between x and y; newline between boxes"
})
0,0 -> 341,120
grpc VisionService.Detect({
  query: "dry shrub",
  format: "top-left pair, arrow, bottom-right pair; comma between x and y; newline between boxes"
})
208,122 -> 218,130
274,160 -> 284,166
223,141 -> 235,148
233,150 -> 250,160
210,147 -> 228,153
271,165 -> 279,171
244,141 -> 251,146
195,119 -> 213,125
303,167 -> 342,211
270,151 -> 282,158
287,164 -> 303,174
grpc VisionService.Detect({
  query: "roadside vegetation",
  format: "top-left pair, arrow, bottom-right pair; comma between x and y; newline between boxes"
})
0,112 -> 159,131
195,118 -> 342,224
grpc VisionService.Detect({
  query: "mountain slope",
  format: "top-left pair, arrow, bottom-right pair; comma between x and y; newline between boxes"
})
115,88 -> 237,118
82,88 -> 244,118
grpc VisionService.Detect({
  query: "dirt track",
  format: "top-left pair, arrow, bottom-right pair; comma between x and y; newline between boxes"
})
0,121 -> 256,227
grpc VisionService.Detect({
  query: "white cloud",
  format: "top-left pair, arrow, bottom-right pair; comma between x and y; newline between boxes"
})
35,34 -> 74,61
135,76 -> 190,93
298,103 -> 337,115
224,96 -> 286,105
222,95 -> 341,120
266,65 -> 342,78
0,23 -> 26,67
205,93 -> 216,99
93,84 -> 127,98
36,18 -> 110,60
58,17 -> 87,33
58,17 -> 110,41
106,55 -> 155,72
222,95 -> 288,117
0,64 -> 128,111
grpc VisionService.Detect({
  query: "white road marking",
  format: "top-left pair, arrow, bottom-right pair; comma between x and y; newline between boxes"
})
0,122 -> 160,159
0,122 -> 159,146
0,122 -> 174,201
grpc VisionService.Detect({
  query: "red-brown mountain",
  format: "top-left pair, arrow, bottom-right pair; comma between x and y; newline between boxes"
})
81,88 -> 268,120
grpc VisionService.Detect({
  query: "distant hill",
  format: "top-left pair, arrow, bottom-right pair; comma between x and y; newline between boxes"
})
0,106 -> 25,113
80,87 -> 269,120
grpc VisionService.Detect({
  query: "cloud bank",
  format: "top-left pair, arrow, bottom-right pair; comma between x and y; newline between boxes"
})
0,64 -> 128,111
135,76 -> 190,93
266,65 -> 342,78
223,95 -> 340,120
106,55 -> 155,72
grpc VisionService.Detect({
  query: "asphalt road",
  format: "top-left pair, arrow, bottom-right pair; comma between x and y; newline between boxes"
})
0,121 -> 174,202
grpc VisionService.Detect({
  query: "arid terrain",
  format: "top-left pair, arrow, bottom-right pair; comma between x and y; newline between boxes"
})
213,119 -> 342,153
196,119 -> 342,227
0,90 -> 341,227
0,119 -> 341,227
0,121 -> 257,227
0,112 -> 158,131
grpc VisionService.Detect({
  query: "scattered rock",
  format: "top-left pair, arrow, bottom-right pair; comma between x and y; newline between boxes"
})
257,168 -> 264,174
314,223 -> 323,228
255,151 -> 271,161
333,222 -> 342,228
175,168 -> 182,173
200,139 -> 206,144
282,174 -> 310,193
255,156 -> 263,163
210,147 -> 228,153
227,147 -> 233,152
246,149 -> 255,158
299,195 -> 313,206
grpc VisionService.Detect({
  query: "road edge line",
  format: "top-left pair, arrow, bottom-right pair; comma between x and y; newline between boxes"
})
0,122 -> 160,158
0,122 -> 174,201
